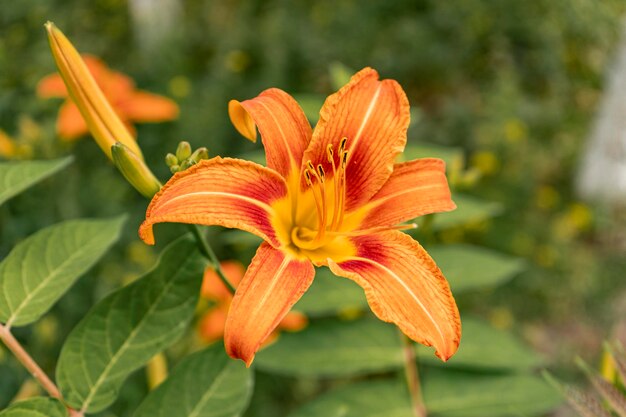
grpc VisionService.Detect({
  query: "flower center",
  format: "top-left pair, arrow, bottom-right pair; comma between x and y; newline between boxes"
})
295,137 -> 349,250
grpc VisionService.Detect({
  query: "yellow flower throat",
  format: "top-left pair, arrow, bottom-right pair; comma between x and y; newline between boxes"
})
272,138 -> 358,264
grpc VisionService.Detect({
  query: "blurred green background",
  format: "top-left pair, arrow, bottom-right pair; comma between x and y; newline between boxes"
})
2,0 -> 626,415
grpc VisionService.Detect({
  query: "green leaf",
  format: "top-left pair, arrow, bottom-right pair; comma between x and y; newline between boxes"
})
423,370 -> 562,416
401,143 -> 464,168
427,193 -> 503,230
255,317 -> 403,377
419,317 -> 542,371
287,380 -> 412,417
0,397 -> 67,417
56,236 -> 207,413
289,373 -> 561,417
0,216 -> 126,327
0,157 -> 72,206
294,267 -> 367,316
428,244 -> 526,293
133,344 -> 253,417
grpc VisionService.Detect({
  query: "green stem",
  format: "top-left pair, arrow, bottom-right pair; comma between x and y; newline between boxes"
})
400,332 -> 427,417
188,224 -> 236,294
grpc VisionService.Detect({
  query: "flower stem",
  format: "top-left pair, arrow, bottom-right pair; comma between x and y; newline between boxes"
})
0,323 -> 84,416
401,332 -> 427,417
0,323 -> 60,399
188,224 -> 236,294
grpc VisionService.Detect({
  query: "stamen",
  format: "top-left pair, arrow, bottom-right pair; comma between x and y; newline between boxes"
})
326,223 -> 418,237
304,169 -> 324,234
337,150 -> 348,228
339,137 -> 347,154
317,164 -> 325,181
309,166 -> 327,242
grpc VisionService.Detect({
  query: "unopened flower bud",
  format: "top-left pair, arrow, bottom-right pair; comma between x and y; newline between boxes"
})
180,159 -> 196,171
169,164 -> 180,174
176,141 -> 192,161
190,147 -> 209,162
45,22 -> 142,161
111,142 -> 161,197
165,153 -> 178,167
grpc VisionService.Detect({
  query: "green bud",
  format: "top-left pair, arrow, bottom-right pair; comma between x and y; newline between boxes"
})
190,147 -> 209,162
180,159 -> 196,171
169,164 -> 180,174
111,142 -> 162,198
165,153 -> 178,167
176,141 -> 192,160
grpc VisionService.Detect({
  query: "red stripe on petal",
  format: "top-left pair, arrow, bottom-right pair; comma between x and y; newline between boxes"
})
224,243 -> 314,365
139,157 -> 287,246
328,231 -> 460,361
303,68 -> 410,210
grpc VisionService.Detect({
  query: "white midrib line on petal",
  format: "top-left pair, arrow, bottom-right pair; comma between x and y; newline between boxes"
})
363,183 -> 441,212
352,256 -> 446,349
156,191 -> 275,214
258,100 -> 300,170
249,254 -> 291,320
347,84 -> 382,159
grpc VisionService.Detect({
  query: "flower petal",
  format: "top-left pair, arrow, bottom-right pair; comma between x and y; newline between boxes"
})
201,261 -> 245,301
358,158 -> 456,228
303,68 -> 410,210
57,101 -> 88,140
327,230 -> 460,361
198,304 -> 228,343
118,91 -> 179,122
139,157 -> 288,247
224,243 -> 315,366
37,73 -> 68,98
229,88 -> 312,179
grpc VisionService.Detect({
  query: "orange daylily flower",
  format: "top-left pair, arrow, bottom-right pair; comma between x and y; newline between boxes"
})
38,54 -> 178,142
198,261 -> 307,343
139,68 -> 461,365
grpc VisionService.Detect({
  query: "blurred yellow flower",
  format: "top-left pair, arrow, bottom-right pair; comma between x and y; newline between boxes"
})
504,119 -> 527,144
470,150 -> 499,176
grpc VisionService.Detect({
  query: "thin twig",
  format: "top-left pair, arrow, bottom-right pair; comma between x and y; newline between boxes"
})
401,332 -> 427,417
0,323 -> 60,399
188,224 -> 236,294
0,324 -> 84,416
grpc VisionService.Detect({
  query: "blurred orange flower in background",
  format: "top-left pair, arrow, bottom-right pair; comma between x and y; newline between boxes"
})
37,54 -> 179,141
198,261 -> 308,344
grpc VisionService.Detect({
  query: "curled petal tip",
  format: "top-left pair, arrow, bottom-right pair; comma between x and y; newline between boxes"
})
138,222 -> 155,245
228,99 -> 257,142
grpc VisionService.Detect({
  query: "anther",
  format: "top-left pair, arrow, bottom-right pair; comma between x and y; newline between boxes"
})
304,170 -> 312,186
327,144 -> 334,162
341,152 -> 348,167
317,165 -> 325,181
307,160 -> 315,171
339,137 -> 347,153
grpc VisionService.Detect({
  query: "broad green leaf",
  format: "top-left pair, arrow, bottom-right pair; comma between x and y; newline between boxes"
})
401,143 -> 464,168
288,380 -> 412,417
423,370 -> 561,417
419,317 -> 542,371
427,193 -> 503,230
428,244 -> 526,293
294,268 -> 367,316
255,317 -> 404,377
0,157 -> 72,206
56,237 -> 207,413
0,216 -> 126,327
133,344 -> 253,417
0,397 -> 67,417
289,373 -> 561,417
